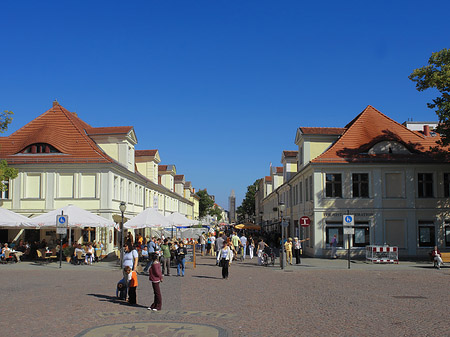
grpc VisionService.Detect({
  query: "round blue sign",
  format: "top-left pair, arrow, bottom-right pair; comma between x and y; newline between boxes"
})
345,215 -> 352,223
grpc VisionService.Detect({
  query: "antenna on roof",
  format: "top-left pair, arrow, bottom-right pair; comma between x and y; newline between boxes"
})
53,99 -> 59,107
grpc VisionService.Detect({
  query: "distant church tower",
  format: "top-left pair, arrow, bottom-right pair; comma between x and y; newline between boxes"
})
228,190 -> 236,223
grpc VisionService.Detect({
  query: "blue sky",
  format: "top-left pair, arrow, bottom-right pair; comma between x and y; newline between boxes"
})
1,1 -> 449,209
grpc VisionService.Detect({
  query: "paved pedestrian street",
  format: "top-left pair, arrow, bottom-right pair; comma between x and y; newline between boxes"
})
1,257 -> 449,337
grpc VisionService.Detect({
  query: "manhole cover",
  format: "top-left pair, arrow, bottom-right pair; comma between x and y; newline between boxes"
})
76,322 -> 229,337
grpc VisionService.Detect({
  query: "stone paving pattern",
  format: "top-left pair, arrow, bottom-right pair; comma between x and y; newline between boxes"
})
1,256 -> 449,336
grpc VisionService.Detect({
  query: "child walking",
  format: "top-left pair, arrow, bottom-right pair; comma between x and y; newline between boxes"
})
124,266 -> 138,305
148,254 -> 163,311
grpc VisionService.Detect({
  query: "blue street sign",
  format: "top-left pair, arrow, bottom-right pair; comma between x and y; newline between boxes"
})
343,215 -> 354,226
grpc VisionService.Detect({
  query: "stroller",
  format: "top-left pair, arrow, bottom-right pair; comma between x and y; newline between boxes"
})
116,278 -> 127,300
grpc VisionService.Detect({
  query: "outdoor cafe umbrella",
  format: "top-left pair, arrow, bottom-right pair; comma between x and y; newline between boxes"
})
166,212 -> 197,226
234,223 -> 261,230
123,208 -> 171,229
0,207 -> 35,228
28,205 -> 115,228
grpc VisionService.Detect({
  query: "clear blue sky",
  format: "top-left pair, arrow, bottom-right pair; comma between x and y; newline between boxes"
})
1,1 -> 449,209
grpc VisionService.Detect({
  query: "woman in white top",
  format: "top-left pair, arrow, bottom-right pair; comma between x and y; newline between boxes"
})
220,242 -> 233,279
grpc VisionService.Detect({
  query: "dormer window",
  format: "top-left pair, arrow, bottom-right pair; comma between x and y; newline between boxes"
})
368,141 -> 410,155
20,143 -> 60,154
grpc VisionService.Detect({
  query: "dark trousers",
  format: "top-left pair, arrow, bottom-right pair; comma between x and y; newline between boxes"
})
294,249 -> 301,264
221,259 -> 229,279
128,286 -> 137,304
161,256 -> 170,275
151,282 -> 162,310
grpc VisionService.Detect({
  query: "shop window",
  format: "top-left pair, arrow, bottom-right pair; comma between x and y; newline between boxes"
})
445,224 -> 450,247
352,223 -> 370,247
418,222 -> 435,247
352,173 -> 369,198
418,173 -> 433,198
325,174 -> 342,198
326,224 -> 343,247
82,227 -> 96,243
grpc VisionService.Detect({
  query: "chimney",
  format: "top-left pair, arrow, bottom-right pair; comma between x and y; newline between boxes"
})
424,125 -> 431,137
53,99 -> 59,107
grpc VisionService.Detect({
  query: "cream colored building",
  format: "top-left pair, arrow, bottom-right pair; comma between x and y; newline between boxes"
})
259,106 -> 450,258
0,102 -> 198,253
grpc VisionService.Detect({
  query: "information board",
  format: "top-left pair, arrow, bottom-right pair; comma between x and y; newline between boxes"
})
184,244 -> 196,268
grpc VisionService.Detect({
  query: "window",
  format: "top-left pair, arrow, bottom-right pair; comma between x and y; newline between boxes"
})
305,177 -> 309,201
21,143 -> 60,154
418,173 -> 433,198
309,175 -> 313,200
113,176 -> 119,200
352,173 -> 369,198
299,181 -> 303,203
444,173 -> 450,198
325,174 -> 342,198
326,223 -> 343,247
353,223 -> 370,247
0,180 -> 10,199
418,222 -> 435,247
445,223 -> 450,247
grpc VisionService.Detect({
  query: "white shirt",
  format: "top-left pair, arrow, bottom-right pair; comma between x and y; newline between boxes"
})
240,236 -> 247,246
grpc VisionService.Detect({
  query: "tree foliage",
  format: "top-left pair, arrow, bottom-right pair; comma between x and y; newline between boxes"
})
236,179 -> 261,221
196,189 -> 215,218
0,110 -> 18,191
209,205 -> 223,222
409,48 -> 450,145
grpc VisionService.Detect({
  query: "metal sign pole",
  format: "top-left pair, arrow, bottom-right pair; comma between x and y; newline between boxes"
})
59,211 -> 64,269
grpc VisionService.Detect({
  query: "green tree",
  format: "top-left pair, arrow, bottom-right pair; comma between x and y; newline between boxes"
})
209,205 -> 223,222
196,189 -> 215,218
409,48 -> 450,145
236,179 -> 261,221
0,110 -> 18,191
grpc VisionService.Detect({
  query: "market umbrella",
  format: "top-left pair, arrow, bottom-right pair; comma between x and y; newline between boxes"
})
28,205 -> 115,228
166,212 -> 197,226
235,223 -> 261,230
0,207 -> 35,228
123,208 -> 171,229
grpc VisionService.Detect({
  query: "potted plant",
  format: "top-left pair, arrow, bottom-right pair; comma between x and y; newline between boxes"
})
63,246 -> 74,263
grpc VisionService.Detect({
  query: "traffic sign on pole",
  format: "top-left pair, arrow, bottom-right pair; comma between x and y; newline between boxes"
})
56,215 -> 68,234
343,215 -> 354,226
300,216 -> 310,227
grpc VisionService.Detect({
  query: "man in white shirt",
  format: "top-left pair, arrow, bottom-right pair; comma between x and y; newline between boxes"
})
240,234 -> 247,259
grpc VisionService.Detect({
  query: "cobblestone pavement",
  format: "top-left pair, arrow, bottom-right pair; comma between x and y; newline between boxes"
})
1,256 -> 449,337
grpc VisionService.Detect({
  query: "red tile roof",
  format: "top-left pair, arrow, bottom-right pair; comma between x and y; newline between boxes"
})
0,103 -> 114,164
86,126 -> 133,135
312,105 -> 447,164
158,165 -> 168,172
135,150 -> 158,157
283,150 -> 298,157
300,127 -> 346,135
265,176 -> 272,182
276,167 -> 283,173
174,175 -> 185,181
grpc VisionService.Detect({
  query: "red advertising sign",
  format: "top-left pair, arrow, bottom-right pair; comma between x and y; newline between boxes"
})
300,216 -> 310,227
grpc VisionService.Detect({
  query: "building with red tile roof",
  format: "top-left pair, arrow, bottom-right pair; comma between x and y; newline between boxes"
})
258,105 -> 450,259
0,101 -> 200,253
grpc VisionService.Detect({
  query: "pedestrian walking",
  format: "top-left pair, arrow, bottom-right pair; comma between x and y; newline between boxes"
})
285,238 -> 293,265
148,254 -> 163,311
160,239 -> 171,276
209,233 -> 216,256
176,242 -> 187,276
240,233 -> 247,259
220,242 -> 233,279
331,234 -> 338,259
215,234 -> 225,265
124,265 -> 138,305
293,237 -> 309,264
248,236 -> 255,259
143,237 -> 157,273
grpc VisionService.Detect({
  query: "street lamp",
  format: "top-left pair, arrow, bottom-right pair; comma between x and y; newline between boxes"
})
119,201 -> 126,268
279,202 -> 286,270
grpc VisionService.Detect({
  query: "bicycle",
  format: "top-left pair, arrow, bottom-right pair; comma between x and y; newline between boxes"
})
262,247 -> 275,266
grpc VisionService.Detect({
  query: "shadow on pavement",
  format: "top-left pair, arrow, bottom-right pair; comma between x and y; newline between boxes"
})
87,293 -> 147,308
192,275 -> 223,280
